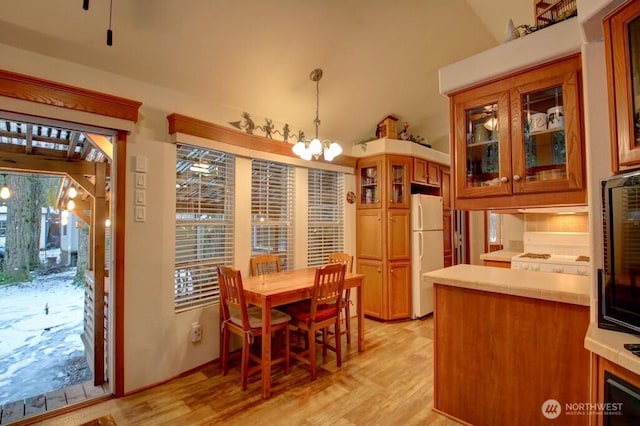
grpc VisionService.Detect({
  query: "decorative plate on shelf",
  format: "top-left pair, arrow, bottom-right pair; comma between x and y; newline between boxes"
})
346,191 -> 356,204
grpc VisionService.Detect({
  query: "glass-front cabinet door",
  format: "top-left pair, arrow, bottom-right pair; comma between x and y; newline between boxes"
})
454,89 -> 511,199
387,155 -> 411,208
357,157 -> 382,208
510,60 -> 583,195
605,0 -> 640,171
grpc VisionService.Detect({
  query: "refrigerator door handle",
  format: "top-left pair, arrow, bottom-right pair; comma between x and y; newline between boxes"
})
417,202 -> 423,230
419,232 -> 424,259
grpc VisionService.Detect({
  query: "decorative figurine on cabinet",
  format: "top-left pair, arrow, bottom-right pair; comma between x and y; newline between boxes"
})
399,121 -> 410,140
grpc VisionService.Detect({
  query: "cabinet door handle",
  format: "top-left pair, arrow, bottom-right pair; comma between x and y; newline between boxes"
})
377,215 -> 381,221
500,176 -> 508,182
377,269 -> 381,273
513,174 -> 521,181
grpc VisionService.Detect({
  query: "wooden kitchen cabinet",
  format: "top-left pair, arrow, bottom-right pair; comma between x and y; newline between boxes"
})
387,261 -> 411,320
412,158 -> 440,187
355,154 -> 412,320
593,355 -> 640,425
441,167 -> 453,267
451,54 -> 586,210
387,209 -> 410,260
386,155 -> 411,209
356,156 -> 382,209
604,0 -> 640,172
356,210 -> 383,259
357,259 -> 384,318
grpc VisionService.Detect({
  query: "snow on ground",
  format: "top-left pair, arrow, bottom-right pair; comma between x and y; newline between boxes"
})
0,265 -> 88,405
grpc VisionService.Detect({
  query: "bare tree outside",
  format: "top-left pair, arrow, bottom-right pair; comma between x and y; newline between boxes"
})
3,174 -> 61,282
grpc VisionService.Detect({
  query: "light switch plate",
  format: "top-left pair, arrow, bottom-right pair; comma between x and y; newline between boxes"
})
135,156 -> 148,173
134,173 -> 146,189
135,189 -> 146,206
134,206 -> 146,222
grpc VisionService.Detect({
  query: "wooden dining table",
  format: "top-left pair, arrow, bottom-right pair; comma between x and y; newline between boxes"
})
242,267 -> 365,399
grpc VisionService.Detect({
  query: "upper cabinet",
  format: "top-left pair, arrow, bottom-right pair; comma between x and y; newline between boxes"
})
357,157 -> 382,209
604,1 -> 640,172
451,55 -> 586,210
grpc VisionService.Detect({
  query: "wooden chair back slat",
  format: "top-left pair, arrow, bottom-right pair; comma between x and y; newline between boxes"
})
217,266 -> 251,331
250,254 -> 282,276
327,252 -> 353,273
310,263 -> 346,320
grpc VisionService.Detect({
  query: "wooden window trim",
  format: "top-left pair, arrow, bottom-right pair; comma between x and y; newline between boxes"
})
0,69 -> 141,123
167,113 -> 357,169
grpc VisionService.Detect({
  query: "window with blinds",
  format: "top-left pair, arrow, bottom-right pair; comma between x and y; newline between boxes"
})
251,159 -> 294,270
174,144 -> 235,312
307,169 -> 345,266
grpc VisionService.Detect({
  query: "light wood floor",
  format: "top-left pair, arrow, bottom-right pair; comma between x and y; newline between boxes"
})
29,316 -> 461,426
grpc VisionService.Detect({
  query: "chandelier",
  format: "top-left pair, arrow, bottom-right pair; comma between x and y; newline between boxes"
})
292,68 -> 343,161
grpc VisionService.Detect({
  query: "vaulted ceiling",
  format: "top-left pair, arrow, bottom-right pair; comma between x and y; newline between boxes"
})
0,0 -> 533,151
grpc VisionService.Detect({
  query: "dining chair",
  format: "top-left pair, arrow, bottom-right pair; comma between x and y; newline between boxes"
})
217,266 -> 291,391
281,262 -> 346,380
328,252 -> 354,344
249,254 -> 282,276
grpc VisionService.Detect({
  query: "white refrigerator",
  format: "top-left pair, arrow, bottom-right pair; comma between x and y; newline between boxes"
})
411,194 -> 444,319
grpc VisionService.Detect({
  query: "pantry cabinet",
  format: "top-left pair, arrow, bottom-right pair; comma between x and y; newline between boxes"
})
451,55 -> 586,210
355,154 -> 412,320
604,0 -> 640,172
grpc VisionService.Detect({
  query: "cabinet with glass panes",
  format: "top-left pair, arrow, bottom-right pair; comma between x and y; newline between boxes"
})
451,54 -> 586,210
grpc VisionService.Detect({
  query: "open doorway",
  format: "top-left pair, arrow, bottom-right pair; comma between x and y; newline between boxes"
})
0,115 -> 113,424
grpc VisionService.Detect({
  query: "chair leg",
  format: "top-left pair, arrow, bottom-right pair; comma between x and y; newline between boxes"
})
221,328 -> 230,376
344,302 -> 351,344
309,329 -> 317,380
335,319 -> 342,368
322,327 -> 328,359
284,326 -> 290,374
241,338 -> 250,391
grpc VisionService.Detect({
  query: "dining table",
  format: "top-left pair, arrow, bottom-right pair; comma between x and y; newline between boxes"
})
242,267 -> 365,399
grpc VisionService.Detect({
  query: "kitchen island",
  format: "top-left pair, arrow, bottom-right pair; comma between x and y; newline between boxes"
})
424,264 -> 590,426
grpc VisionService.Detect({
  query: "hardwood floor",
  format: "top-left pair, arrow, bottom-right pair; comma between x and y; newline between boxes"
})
27,317 -> 460,425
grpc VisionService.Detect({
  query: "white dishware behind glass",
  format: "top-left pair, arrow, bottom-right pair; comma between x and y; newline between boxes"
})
547,106 -> 564,130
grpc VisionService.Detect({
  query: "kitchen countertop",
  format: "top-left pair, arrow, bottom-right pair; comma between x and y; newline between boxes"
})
423,264 -> 590,306
479,249 -> 522,262
585,323 -> 640,376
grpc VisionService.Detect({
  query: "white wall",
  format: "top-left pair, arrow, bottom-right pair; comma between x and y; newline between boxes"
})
0,43 -> 356,393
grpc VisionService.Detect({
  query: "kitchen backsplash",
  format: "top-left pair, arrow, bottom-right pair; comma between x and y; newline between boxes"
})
524,212 -> 588,233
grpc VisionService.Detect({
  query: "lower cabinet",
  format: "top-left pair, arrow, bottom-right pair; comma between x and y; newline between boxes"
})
387,261 -> 411,320
357,259 -> 411,320
593,355 -> 640,425
358,259 -> 384,318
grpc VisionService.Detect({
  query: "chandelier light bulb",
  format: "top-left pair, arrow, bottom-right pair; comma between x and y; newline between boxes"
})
292,141 -> 307,157
309,138 -> 323,156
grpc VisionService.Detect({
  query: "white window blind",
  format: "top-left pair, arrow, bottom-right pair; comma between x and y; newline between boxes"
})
175,144 -> 235,312
307,169 -> 344,266
251,159 -> 294,270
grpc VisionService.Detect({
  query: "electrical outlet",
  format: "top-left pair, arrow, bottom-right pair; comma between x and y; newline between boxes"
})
190,322 -> 202,343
